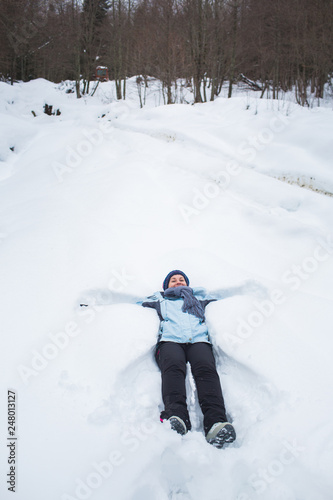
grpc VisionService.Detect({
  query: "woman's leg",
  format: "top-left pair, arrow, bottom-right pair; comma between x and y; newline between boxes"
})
187,342 -> 227,434
156,342 -> 191,430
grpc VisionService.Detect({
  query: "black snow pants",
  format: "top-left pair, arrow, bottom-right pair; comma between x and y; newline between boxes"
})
155,341 -> 227,435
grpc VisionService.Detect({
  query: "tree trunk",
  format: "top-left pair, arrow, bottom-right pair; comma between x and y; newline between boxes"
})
228,0 -> 239,99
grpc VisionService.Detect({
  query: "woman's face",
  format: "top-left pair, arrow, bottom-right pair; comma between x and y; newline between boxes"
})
168,274 -> 187,288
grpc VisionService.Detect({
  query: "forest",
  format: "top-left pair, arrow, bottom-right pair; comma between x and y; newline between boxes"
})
0,0 -> 332,105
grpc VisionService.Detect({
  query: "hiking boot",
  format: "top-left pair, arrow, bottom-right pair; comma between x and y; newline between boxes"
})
206,422 -> 236,448
169,416 -> 187,435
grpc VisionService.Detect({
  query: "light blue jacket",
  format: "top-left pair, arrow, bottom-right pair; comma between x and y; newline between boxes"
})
136,287 -> 219,344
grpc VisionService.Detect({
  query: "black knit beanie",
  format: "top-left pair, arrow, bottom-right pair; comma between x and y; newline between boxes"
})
163,270 -> 190,290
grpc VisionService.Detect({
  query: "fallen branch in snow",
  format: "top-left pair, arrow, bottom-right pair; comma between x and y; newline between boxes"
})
239,74 -> 263,91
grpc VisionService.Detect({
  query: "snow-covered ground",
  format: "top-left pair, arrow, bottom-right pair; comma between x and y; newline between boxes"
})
1,77 -> 333,500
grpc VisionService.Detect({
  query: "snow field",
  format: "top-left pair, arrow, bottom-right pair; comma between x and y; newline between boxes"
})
1,78 -> 333,500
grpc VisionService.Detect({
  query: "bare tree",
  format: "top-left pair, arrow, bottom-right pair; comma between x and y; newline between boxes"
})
81,0 -> 109,94
1,0 -> 332,106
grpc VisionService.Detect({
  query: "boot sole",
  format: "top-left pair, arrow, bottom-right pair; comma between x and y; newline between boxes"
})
169,417 -> 187,435
207,424 -> 236,448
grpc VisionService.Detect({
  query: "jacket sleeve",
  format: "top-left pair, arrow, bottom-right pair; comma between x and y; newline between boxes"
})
201,280 -> 267,301
79,289 -> 146,307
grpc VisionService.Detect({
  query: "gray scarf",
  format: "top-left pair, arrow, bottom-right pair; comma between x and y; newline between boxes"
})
164,286 -> 205,321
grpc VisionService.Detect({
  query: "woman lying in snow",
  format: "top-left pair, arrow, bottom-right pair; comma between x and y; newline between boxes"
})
147,269 -> 236,448
80,270 -> 263,448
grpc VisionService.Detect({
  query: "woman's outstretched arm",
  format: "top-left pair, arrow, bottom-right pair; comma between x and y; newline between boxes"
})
78,288 -> 146,307
204,279 -> 268,301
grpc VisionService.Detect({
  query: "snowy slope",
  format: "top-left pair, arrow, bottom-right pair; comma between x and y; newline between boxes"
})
1,78 -> 333,500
